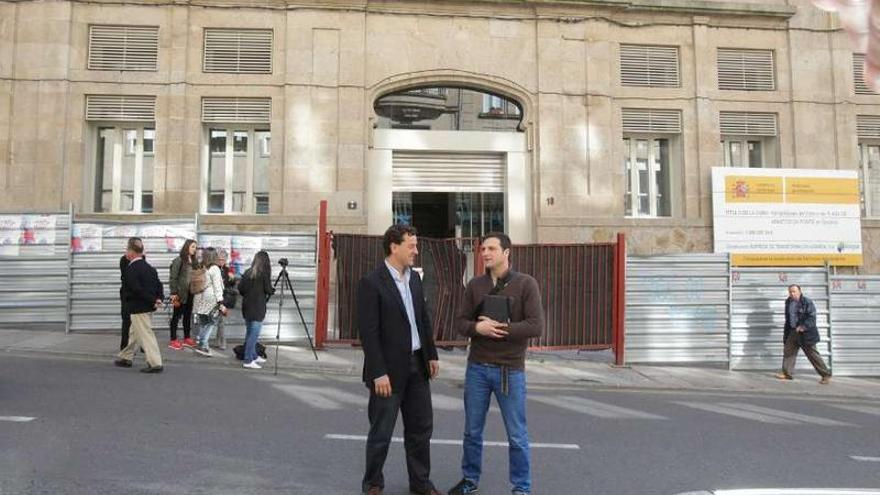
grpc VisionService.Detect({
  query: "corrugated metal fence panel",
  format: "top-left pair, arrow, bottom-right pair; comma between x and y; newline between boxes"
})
200,232 -> 316,342
70,220 -> 195,333
829,276 -> 880,376
0,213 -> 70,330
625,254 -> 730,363
730,268 -> 830,371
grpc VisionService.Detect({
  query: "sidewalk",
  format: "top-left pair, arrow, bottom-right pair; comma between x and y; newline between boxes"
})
2,329 -> 879,399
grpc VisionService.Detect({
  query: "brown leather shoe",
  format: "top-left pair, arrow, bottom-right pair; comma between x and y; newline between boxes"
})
774,372 -> 792,380
819,375 -> 832,385
364,486 -> 382,495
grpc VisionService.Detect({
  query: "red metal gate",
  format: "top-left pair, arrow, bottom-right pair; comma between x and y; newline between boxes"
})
319,231 -> 625,357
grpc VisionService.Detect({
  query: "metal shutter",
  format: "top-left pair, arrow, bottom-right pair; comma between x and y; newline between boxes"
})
717,48 -> 775,91
621,108 -> 682,134
201,97 -> 271,124
392,151 -> 505,193
85,95 -> 156,121
88,25 -> 158,71
719,112 -> 778,136
857,115 -> 880,139
203,28 -> 272,74
853,54 -> 876,95
620,44 -> 680,88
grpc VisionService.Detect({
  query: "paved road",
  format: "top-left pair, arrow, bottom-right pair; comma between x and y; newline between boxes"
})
1,354 -> 879,495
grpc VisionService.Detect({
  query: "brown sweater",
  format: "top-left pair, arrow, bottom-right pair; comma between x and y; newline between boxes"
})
455,270 -> 545,369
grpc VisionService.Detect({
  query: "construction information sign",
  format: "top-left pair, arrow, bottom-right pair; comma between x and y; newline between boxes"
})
712,167 -> 862,266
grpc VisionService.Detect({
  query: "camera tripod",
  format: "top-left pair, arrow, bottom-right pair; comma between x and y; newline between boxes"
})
271,258 -> 318,375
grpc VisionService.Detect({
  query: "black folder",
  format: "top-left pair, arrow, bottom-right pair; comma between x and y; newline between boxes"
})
480,294 -> 511,323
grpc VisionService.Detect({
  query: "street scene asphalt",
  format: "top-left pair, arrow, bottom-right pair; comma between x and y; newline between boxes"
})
2,350 -> 879,495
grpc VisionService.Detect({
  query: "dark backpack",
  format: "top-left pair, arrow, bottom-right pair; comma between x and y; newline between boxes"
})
233,342 -> 267,361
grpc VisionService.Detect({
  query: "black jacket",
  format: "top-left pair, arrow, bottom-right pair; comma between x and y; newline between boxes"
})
784,295 -> 820,345
357,262 -> 439,392
238,268 -> 274,322
122,258 -> 164,315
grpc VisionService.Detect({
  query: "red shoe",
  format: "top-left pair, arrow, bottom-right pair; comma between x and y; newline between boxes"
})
168,339 -> 183,350
182,338 -> 196,348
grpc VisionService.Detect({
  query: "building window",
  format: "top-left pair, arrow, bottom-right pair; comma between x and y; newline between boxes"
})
853,53 -> 877,95
717,48 -> 775,91
719,112 -> 778,168
623,137 -> 671,217
722,140 -> 765,168
94,126 -> 155,213
206,128 -> 270,214
88,25 -> 159,71
203,28 -> 272,74
859,142 -> 880,217
619,44 -> 680,88
481,94 -> 521,118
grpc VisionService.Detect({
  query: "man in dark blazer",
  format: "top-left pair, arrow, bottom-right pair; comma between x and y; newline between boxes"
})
358,224 -> 440,495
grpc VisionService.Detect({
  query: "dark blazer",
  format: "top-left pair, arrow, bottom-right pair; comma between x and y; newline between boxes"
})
122,258 -> 164,315
357,262 -> 439,392
238,268 -> 274,322
784,295 -> 820,345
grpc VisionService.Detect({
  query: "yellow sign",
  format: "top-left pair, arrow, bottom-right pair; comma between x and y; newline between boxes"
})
725,176 -> 784,203
731,253 -> 863,267
785,177 -> 860,204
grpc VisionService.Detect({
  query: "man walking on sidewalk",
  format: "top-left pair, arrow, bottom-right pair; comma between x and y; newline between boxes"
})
775,284 -> 832,384
449,233 -> 544,495
115,237 -> 164,374
358,224 -> 441,495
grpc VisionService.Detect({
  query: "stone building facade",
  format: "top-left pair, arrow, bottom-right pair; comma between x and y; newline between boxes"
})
1,0 -> 879,269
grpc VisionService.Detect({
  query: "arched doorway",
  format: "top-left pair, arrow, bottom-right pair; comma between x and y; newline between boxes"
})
367,85 -> 533,243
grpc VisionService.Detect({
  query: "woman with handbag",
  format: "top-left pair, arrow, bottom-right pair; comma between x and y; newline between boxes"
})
192,247 -> 227,357
168,239 -> 198,350
237,250 -> 274,369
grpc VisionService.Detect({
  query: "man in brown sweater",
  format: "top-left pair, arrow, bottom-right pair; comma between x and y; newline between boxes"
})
448,233 -> 544,495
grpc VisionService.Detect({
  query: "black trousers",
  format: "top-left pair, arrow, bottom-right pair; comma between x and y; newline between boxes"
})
120,311 -> 131,350
169,295 -> 193,341
363,353 -> 433,493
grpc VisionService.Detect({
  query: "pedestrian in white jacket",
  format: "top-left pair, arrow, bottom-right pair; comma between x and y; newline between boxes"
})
193,247 -> 227,356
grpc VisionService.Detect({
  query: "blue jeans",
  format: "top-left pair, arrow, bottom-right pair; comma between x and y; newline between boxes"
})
461,362 -> 530,494
196,314 -> 220,348
244,320 -> 262,363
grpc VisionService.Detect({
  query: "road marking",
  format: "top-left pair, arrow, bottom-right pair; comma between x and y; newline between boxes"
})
832,404 -> 880,416
273,384 -> 363,411
850,455 -> 880,462
713,490 -> 880,495
718,403 -> 853,427
324,434 -> 580,450
530,395 -> 666,420
0,416 -> 36,422
676,402 -> 791,424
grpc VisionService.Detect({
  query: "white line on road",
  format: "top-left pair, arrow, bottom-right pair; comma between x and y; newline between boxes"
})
850,455 -> 880,462
676,402 -> 791,424
832,404 -> 880,416
324,434 -> 580,450
530,395 -> 666,420
718,403 -> 853,427
0,416 -> 36,422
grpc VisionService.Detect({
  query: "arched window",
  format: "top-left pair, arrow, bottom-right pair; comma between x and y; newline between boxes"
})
374,86 -> 522,132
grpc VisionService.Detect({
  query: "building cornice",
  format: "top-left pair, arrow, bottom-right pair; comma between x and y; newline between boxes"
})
2,0 -> 798,19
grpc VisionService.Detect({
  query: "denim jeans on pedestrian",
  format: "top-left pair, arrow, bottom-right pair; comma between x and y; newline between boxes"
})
461,362 -> 530,494
196,313 -> 220,348
244,320 -> 262,363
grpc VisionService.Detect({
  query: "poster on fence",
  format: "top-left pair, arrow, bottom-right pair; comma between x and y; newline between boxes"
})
0,215 -> 22,256
22,215 -> 56,249
712,167 -> 863,266
229,236 -> 263,276
71,223 -> 103,253
103,225 -> 139,239
165,225 -> 196,253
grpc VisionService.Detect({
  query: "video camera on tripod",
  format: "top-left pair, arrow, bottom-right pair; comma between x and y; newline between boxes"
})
269,256 -> 318,372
